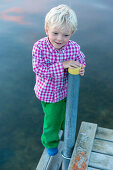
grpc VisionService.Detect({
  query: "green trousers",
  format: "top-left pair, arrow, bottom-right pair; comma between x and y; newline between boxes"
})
41,98 -> 66,148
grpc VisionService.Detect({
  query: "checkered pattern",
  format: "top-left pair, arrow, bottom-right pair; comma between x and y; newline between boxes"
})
32,37 -> 86,103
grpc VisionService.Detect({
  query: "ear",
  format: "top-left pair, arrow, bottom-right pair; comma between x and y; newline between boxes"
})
45,28 -> 48,36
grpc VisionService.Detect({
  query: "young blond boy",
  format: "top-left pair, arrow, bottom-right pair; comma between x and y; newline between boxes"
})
32,4 -> 85,156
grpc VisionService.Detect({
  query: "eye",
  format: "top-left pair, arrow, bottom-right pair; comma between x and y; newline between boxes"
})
64,34 -> 69,37
53,32 -> 58,35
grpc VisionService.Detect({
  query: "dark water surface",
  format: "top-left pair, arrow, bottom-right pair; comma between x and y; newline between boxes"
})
0,0 -> 113,169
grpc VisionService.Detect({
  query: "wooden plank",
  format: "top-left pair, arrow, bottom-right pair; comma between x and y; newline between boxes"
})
92,138 -> 113,156
89,152 -> 113,169
68,122 -> 97,170
36,130 -> 63,170
36,148 -> 52,170
88,167 -> 100,170
96,127 -> 113,142
46,141 -> 63,170
36,141 -> 63,170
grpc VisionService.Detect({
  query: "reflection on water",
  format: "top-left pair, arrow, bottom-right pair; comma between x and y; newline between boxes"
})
0,0 -> 113,169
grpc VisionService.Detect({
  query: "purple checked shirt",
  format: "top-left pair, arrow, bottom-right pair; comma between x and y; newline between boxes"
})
32,37 -> 86,103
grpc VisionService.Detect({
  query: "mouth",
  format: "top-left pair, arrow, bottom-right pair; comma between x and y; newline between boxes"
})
55,42 -> 62,45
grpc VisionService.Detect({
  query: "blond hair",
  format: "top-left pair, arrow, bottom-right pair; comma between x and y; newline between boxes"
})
45,4 -> 77,34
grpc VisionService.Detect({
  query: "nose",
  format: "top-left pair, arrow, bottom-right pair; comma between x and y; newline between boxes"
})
57,35 -> 63,42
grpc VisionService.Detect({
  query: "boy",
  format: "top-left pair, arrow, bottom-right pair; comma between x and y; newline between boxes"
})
32,4 -> 85,156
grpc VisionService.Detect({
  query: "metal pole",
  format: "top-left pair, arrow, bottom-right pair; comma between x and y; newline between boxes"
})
62,68 -> 80,170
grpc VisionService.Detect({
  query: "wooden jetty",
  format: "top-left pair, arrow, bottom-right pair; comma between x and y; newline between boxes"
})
36,68 -> 113,170
36,121 -> 113,170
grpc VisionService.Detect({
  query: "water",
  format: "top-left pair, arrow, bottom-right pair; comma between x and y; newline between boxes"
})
0,0 -> 113,169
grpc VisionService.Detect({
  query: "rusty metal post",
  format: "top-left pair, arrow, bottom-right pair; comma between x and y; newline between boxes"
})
62,67 -> 81,170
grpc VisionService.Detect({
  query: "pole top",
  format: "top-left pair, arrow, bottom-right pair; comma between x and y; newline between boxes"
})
68,67 -> 81,75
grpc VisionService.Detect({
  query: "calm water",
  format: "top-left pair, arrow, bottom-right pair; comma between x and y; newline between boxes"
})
0,0 -> 113,169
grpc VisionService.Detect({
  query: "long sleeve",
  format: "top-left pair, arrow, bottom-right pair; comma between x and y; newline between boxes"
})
32,37 -> 86,103
73,43 -> 86,65
32,43 -> 64,79
76,51 -> 86,65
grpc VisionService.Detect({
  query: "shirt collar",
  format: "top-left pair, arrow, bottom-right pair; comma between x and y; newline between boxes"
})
46,37 -> 69,53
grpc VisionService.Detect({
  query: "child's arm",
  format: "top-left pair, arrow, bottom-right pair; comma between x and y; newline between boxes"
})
32,43 -> 64,79
76,48 -> 86,76
64,43 -> 86,76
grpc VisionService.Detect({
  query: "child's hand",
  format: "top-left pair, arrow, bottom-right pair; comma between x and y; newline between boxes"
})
80,65 -> 85,76
63,60 -> 81,69
63,60 -> 85,76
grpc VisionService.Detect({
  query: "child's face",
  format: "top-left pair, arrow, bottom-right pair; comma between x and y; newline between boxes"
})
46,25 -> 72,49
